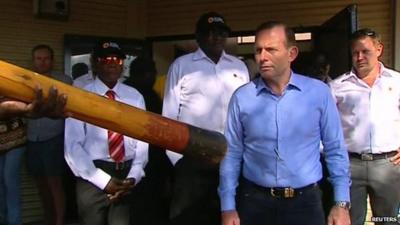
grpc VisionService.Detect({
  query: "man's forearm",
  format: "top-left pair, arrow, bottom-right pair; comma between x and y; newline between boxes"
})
0,101 -> 27,119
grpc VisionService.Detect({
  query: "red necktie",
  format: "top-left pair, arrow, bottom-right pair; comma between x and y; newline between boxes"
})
105,90 -> 125,162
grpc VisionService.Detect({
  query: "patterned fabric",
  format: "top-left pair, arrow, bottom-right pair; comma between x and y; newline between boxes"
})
0,117 -> 26,152
105,90 -> 125,162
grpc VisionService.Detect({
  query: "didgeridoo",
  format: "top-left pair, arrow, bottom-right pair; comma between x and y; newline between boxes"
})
0,60 -> 226,164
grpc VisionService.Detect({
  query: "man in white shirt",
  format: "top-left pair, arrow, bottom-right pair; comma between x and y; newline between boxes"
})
64,41 -> 148,225
330,28 -> 400,225
162,12 -> 249,225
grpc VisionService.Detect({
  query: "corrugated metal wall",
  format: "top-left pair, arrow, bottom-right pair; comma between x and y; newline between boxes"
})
0,0 -> 393,76
20,160 -> 43,224
147,0 -> 392,66
0,0 -> 134,71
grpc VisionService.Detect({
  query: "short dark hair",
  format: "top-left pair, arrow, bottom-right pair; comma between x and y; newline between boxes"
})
31,44 -> 54,59
72,62 -> 89,79
350,28 -> 381,45
255,21 -> 296,47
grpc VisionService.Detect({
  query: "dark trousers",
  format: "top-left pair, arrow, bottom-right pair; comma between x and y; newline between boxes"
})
169,157 -> 220,225
130,147 -> 173,225
76,160 -> 132,225
237,179 -> 325,225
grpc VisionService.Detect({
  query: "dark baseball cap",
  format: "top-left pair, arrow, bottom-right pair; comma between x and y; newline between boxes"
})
92,41 -> 126,59
195,12 -> 231,35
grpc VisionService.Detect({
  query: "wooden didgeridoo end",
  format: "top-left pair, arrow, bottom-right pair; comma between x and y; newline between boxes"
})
0,60 -> 227,164
185,125 -> 227,165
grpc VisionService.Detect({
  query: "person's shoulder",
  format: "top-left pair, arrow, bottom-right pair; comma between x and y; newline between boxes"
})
64,75 -> 73,84
52,71 -> 73,84
167,53 -> 199,79
292,73 -> 331,95
167,53 -> 195,75
224,53 -> 243,63
82,80 -> 95,91
233,79 -> 257,95
224,54 -> 247,67
75,73 -> 92,81
293,73 -> 326,87
119,83 -> 144,99
329,71 -> 352,88
383,66 -> 400,78
172,52 -> 195,65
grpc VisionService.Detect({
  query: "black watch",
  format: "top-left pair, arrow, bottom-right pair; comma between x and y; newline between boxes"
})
334,201 -> 351,210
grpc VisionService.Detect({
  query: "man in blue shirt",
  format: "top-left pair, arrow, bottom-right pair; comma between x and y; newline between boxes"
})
218,21 -> 351,225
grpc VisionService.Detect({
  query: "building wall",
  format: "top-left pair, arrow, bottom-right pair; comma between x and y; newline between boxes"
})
0,0 -> 146,72
0,0 -> 393,71
147,0 -> 393,66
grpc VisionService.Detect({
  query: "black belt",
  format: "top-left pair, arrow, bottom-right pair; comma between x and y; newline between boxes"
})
243,178 -> 317,199
93,159 -> 132,170
93,159 -> 132,179
349,151 -> 397,161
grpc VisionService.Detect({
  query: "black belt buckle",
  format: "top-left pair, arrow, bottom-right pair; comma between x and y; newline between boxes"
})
270,187 -> 295,198
115,161 -> 124,170
361,153 -> 373,161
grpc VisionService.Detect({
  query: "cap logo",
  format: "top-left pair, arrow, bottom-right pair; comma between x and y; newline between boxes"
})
102,42 -> 120,49
207,16 -> 224,24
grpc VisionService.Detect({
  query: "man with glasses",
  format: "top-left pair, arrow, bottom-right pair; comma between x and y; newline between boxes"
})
162,12 -> 249,225
64,41 -> 148,225
330,28 -> 400,225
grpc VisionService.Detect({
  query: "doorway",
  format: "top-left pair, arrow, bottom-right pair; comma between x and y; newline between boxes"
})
149,4 -> 358,81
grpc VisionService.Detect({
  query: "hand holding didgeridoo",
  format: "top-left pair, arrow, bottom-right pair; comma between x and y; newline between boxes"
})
0,60 -> 226,164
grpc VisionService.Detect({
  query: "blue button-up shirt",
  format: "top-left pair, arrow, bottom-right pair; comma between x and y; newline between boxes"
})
218,73 -> 350,211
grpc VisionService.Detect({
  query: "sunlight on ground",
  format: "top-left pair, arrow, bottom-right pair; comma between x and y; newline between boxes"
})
364,196 -> 375,225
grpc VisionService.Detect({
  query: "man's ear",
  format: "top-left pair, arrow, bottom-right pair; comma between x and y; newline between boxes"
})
288,46 -> 299,62
376,43 -> 383,58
